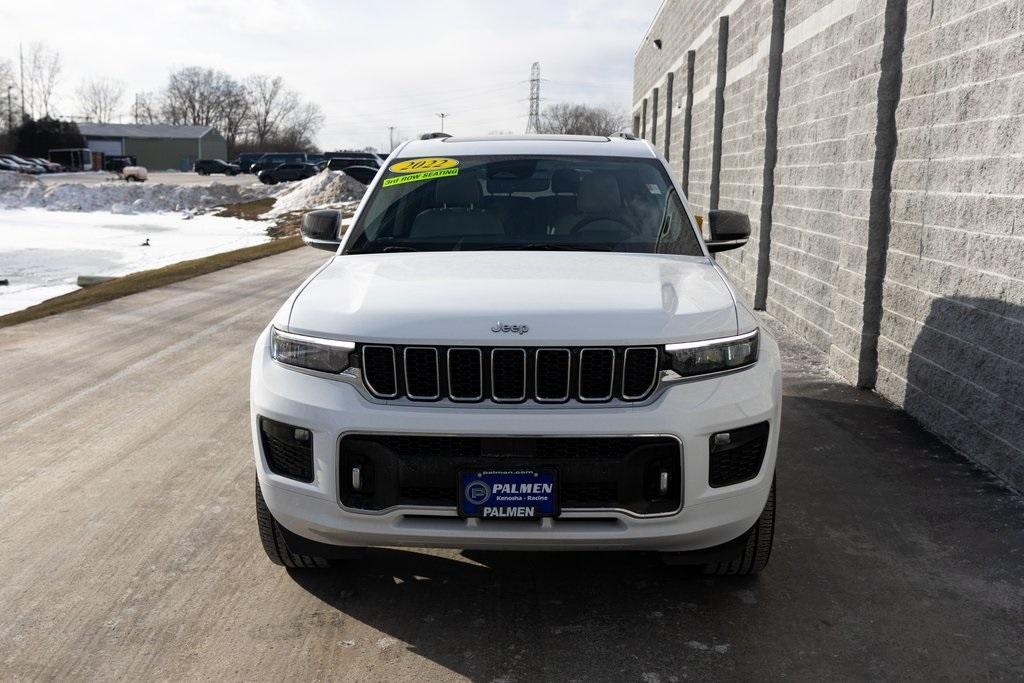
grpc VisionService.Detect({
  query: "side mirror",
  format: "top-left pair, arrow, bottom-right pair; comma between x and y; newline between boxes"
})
706,209 -> 751,253
301,209 -> 343,252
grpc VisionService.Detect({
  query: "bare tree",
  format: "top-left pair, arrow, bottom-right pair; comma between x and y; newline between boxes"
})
537,102 -> 627,136
245,74 -> 297,147
278,101 -> 324,150
0,59 -> 15,133
161,66 -> 235,126
76,78 -> 124,122
24,43 -> 62,118
132,91 -> 161,124
217,78 -> 250,152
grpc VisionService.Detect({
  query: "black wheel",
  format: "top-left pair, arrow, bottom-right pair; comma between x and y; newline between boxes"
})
255,478 -> 330,568
702,478 -> 775,576
197,169 -> 208,176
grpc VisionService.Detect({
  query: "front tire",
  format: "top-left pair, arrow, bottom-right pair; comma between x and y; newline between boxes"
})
255,479 -> 330,568
702,478 -> 775,576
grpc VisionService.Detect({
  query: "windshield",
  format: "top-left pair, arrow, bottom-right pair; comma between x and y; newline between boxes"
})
343,155 -> 704,256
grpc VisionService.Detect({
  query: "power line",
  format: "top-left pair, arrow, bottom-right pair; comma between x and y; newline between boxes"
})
524,62 -> 540,134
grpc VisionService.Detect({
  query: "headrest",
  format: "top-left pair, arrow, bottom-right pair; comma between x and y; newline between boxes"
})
486,178 -> 518,195
435,177 -> 482,207
577,173 -> 621,213
551,168 -> 580,194
487,177 -> 551,194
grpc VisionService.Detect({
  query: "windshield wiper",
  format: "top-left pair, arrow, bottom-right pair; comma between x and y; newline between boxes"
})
488,243 -> 613,252
348,245 -> 420,254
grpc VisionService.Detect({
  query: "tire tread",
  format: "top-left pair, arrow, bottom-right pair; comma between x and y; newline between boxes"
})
703,478 -> 775,576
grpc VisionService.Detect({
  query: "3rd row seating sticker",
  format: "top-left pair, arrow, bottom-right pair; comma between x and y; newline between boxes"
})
381,167 -> 459,187
388,157 -> 459,173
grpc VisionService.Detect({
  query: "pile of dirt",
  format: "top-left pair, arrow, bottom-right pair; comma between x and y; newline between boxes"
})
0,173 -> 276,214
264,171 -> 366,217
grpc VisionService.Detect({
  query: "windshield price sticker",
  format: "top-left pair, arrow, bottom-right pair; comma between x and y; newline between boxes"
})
388,157 -> 459,173
381,167 -> 459,187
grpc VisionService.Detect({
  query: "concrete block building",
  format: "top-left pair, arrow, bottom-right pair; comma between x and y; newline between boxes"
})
634,0 -> 1024,488
78,123 -> 228,171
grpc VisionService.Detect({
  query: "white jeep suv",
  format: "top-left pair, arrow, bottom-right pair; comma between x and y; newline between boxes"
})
251,135 -> 782,575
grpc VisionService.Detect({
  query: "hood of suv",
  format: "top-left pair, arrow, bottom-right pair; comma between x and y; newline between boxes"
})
286,252 -> 738,345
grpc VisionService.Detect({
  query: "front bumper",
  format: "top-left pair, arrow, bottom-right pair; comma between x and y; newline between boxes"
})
250,327 -> 782,552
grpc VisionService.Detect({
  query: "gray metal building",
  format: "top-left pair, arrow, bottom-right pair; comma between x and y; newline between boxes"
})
633,0 -> 1024,489
77,123 -> 228,170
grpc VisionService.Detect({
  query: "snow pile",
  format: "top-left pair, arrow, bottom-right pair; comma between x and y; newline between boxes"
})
264,171 -> 366,217
0,173 -> 276,214
0,207 -> 272,315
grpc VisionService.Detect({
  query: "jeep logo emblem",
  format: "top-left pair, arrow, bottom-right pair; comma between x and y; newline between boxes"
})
491,321 -> 529,335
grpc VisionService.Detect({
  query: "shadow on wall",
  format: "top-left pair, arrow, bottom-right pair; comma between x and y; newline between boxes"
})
902,296 -> 1024,489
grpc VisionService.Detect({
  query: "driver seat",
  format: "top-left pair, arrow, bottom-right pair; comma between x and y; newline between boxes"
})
551,172 -> 624,236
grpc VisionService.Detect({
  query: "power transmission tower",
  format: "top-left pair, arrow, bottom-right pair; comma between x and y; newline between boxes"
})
436,112 -> 448,133
525,62 -> 541,134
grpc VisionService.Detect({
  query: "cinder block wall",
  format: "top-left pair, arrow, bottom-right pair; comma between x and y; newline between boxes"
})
633,0 -> 1024,489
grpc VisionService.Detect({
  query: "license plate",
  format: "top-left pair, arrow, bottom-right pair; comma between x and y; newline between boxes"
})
458,469 -> 558,519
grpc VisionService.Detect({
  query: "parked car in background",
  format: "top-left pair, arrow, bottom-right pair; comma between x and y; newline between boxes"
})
0,157 -> 28,173
0,154 -> 44,174
104,156 -> 137,173
251,153 -> 307,174
29,157 -> 64,173
339,165 -> 379,185
194,159 -> 241,176
257,162 -> 319,185
324,150 -> 383,165
236,153 -> 264,173
325,156 -> 381,172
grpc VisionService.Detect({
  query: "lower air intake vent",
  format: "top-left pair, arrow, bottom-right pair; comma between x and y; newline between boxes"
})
260,417 -> 313,482
709,421 -> 770,487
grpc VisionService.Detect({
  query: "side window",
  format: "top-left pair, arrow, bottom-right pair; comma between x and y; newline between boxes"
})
655,189 -> 703,256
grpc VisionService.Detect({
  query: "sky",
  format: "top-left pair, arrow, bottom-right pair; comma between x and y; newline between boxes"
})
0,0 -> 661,151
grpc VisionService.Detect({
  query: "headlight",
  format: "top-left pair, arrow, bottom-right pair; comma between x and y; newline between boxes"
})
270,327 -> 354,374
665,330 -> 759,378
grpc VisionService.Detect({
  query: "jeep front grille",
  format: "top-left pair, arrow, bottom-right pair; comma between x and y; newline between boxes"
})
357,345 -> 661,404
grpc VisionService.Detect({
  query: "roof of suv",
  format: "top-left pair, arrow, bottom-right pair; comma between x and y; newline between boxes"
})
395,134 -> 657,160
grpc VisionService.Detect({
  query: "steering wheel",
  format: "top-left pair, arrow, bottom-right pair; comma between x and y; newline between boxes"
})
568,215 -> 639,235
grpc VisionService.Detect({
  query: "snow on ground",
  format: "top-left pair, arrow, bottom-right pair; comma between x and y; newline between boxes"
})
0,172 -> 276,214
263,171 -> 366,217
0,208 -> 272,315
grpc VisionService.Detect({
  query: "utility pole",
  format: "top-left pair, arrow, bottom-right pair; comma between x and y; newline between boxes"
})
525,62 -> 541,134
134,94 -> 140,124
436,112 -> 448,133
6,86 -> 12,133
387,126 -> 396,151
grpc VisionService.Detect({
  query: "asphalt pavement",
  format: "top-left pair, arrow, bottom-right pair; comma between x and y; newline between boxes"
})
0,247 -> 1021,681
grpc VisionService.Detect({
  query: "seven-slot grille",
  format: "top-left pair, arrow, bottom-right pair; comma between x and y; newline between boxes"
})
358,345 -> 661,404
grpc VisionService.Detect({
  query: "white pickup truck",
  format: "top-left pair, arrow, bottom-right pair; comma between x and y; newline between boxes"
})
251,135 -> 782,575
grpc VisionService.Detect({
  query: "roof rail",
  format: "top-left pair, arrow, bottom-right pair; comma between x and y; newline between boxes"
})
419,132 -> 452,140
609,132 -> 638,140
